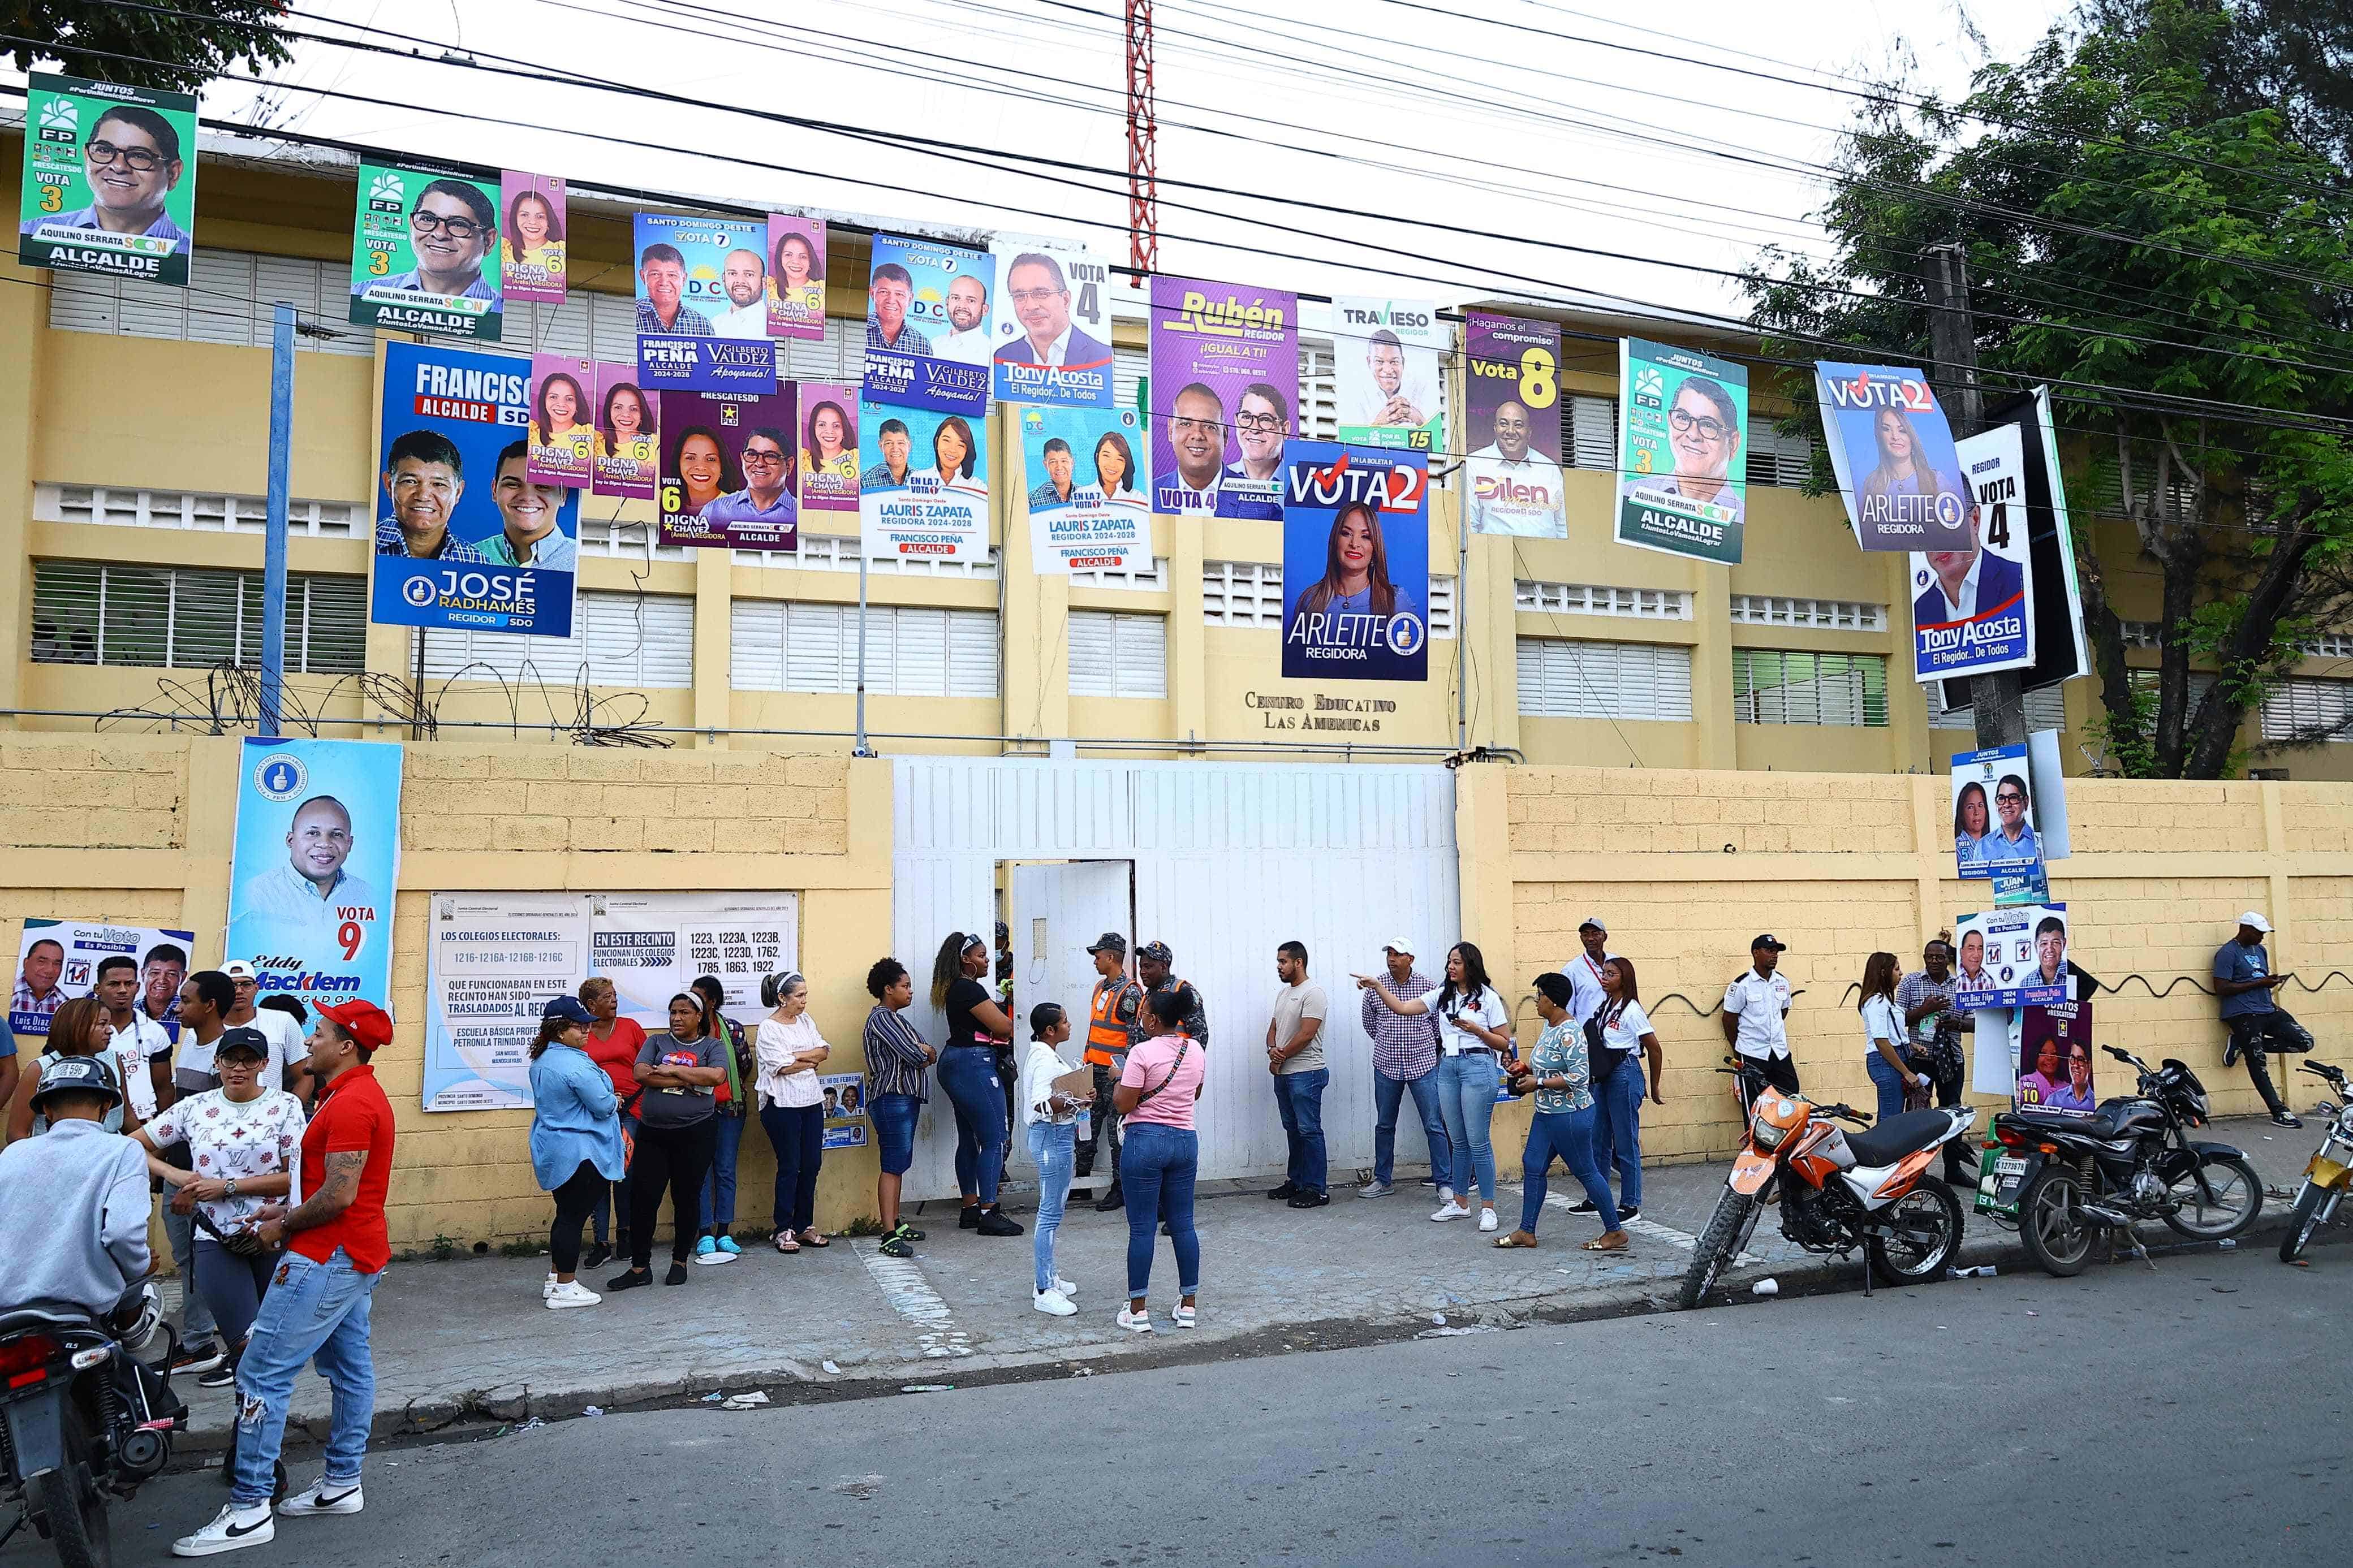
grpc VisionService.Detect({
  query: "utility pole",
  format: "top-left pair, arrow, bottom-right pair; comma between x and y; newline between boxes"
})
1124,0 -> 1158,281
259,301 -> 294,738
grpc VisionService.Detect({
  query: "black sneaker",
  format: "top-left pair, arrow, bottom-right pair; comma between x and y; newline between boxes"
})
581,1242 -> 612,1270
1560,1199 -> 1599,1216
1074,1161 -> 1094,1180
2272,1110 -> 2305,1129
974,1207 -> 1025,1237
893,1221 -> 927,1242
959,1206 -> 981,1230
1286,1190 -> 1330,1210
1266,1182 -> 1299,1201
197,1363 -> 237,1390
878,1232 -> 913,1259
1618,1206 -> 1641,1223
1094,1185 -> 1124,1212
171,1340 -> 227,1376
664,1262 -> 690,1285
2224,1036 -> 2242,1068
605,1268 -> 652,1293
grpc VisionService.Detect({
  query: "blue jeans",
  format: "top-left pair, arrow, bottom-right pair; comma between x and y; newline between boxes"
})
1590,1059 -> 1646,1210
1028,1119 -> 1076,1293
1270,1067 -> 1330,1194
1119,1122 -> 1200,1298
870,1092 -> 920,1177
700,1111 -> 746,1233
1867,1051 -> 1910,1122
1519,1104 -> 1619,1234
232,1249 -> 380,1507
1435,1052 -> 1501,1202
937,1046 -> 1009,1204
1373,1068 -> 1451,1190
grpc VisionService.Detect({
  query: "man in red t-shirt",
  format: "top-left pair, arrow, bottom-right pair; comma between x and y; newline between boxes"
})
174,997 -> 397,1558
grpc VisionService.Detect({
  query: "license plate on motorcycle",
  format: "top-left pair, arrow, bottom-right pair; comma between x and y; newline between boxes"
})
1994,1157 -> 2025,1177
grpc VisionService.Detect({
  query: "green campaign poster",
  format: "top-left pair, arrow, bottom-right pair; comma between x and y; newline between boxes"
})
347,161 -> 505,342
1615,337 -> 1749,566
18,74 -> 199,287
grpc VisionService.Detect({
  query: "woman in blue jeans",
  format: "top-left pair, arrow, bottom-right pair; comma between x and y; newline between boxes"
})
1585,957 -> 1665,1223
1497,973 -> 1627,1250
1114,983 -> 1207,1332
1357,943 -> 1514,1233
1861,951 -> 1928,1120
1019,1003 -> 1084,1316
930,931 -> 1023,1237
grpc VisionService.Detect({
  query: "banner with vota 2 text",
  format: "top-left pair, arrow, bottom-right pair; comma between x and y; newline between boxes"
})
350,161 -> 504,341
1617,338 -> 1748,564
226,738 -> 403,1017
18,74 -> 198,287
1813,361 -> 1967,551
1280,441 -> 1430,683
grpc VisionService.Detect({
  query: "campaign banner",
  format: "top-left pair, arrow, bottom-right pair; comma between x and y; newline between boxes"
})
859,399 -> 990,561
821,1072 -> 868,1150
373,340 -> 580,637
1951,744 -> 2046,883
1617,338 -> 1748,564
527,355 -> 597,489
11,919 -> 195,1043
1912,422 -> 2036,681
1813,361 -> 1968,551
797,382 -> 860,517
989,240 -> 1115,407
864,233 -> 995,414
226,739 -> 402,1018
766,215 -> 828,340
421,893 -> 591,1112
1149,275 -> 1299,519
590,363 -> 659,502
659,388 -> 800,551
632,213 -> 778,392
498,171 -> 566,306
2016,999 -> 2096,1114
1279,441 -> 1430,682
1953,904 -> 2070,1012
349,162 -> 504,341
585,893 -> 799,1047
1334,296 -> 1445,452
1464,312 -> 1565,537
1020,405 -> 1150,573
18,74 -> 197,287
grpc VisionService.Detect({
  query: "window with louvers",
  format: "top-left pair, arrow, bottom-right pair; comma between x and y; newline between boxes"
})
411,591 -> 693,688
729,601 -> 999,697
1733,649 -> 1888,727
30,561 -> 364,672
1516,638 -> 1694,720
1067,612 -> 1169,698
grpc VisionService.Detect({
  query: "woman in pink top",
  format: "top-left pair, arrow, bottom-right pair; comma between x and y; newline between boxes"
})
1113,983 -> 1206,1333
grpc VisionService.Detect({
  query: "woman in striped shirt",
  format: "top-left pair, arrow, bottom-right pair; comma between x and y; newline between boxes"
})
862,958 -> 936,1259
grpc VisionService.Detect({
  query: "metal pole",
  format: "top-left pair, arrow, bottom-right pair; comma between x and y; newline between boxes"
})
259,301 -> 294,737
1456,468 -> 1470,754
853,548 -> 874,757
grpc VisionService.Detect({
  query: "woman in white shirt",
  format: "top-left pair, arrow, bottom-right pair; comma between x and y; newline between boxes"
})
1861,951 -> 1928,1121
1356,941 -> 1514,1233
1018,1003 -> 1085,1318
754,971 -> 831,1253
1587,956 -> 1664,1223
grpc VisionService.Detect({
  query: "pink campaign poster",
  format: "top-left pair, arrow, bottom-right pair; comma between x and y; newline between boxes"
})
498,171 -> 566,305
527,355 -> 595,489
591,362 -> 658,502
797,381 -> 858,516
766,215 -> 826,340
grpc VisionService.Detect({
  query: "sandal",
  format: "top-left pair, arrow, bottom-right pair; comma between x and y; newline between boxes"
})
1581,1232 -> 1630,1252
1492,1230 -> 1539,1249
799,1229 -> 829,1248
775,1232 -> 800,1254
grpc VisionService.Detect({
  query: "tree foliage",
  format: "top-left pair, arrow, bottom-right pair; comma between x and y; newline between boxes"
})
8,1 -> 294,94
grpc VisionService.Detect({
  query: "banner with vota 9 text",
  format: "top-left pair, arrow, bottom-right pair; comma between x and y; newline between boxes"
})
226,738 -> 403,1020
1617,338 -> 1748,564
1463,312 -> 1565,537
1281,442 -> 1430,682
18,73 -> 198,287
350,161 -> 505,341
1813,361 -> 1968,551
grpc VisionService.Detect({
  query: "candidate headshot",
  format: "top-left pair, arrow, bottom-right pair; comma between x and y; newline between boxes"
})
711,247 -> 770,338
240,794 -> 382,930
802,399 -> 856,483
505,187 -> 563,268
2020,1033 -> 2066,1102
1167,383 -> 1226,504
377,430 -> 486,561
1953,779 -> 1990,860
596,379 -> 657,463
867,262 -> 928,353
861,417 -> 913,490
840,1084 -> 863,1115
22,104 -> 191,253
1915,504 -> 2025,628
483,440 -> 576,571
1093,430 -> 1140,500
1860,405 -> 1962,528
773,228 -> 823,296
1290,500 -> 1417,643
1030,437 -> 1079,509
393,178 -> 496,301
938,273 -> 993,365
1359,330 -> 1428,429
14,938 -> 65,1013
1654,376 -> 1742,517
139,941 -> 187,1027
669,426 -> 738,518
531,372 -> 592,449
1229,382 -> 1290,482
1955,927 -> 1992,992
931,416 -> 980,488
700,426 -> 797,527
2034,916 -> 2068,987
1488,400 -> 1532,460
637,242 -> 709,335
1982,774 -> 2040,863
997,252 -> 1109,368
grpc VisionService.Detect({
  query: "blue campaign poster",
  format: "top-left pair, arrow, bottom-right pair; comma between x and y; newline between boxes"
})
226,738 -> 403,1016
1278,440 -> 1430,683
863,232 -> 993,416
630,213 -> 778,393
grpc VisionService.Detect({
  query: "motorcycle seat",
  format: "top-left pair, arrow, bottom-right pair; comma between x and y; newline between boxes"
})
1843,1109 -> 1955,1166
2007,1105 -> 2127,1139
0,1304 -> 101,1337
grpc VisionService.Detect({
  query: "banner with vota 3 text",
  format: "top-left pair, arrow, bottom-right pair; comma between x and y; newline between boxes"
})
18,73 -> 199,287
226,738 -> 404,1018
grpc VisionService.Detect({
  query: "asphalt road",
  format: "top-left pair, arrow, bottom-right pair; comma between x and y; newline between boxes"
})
9,1245 -> 2346,1567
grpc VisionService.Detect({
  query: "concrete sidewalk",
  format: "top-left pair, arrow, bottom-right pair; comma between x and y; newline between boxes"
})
171,1112 -> 2320,1442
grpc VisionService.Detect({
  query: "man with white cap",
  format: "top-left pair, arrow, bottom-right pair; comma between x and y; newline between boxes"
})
1360,937 -> 1447,1200
2214,911 -> 2306,1128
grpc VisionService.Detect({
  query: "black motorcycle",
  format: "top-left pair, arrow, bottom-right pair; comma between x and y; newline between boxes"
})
1989,1045 -> 2262,1276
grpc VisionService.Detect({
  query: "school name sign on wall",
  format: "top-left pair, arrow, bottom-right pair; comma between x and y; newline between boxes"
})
1242,689 -> 1402,734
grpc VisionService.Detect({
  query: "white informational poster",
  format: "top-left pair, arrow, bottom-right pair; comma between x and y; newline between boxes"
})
421,893 -> 593,1112
586,892 -> 800,1041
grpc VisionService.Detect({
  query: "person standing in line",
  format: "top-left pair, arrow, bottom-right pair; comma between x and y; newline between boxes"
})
1135,940 -> 1210,1048
1356,942 -> 1514,1234
993,921 -> 1020,1169
1265,941 -> 1332,1210
157,968 -> 234,1377
1585,957 -> 1662,1222
1361,938 -> 1447,1201
1076,933 -> 1144,1202
95,953 -> 171,1123
1859,951 -> 1928,1122
1496,972 -> 1626,1251
691,974 -> 752,1264
755,971 -> 831,1254
1556,918 -> 1618,1217
220,961 -> 309,1104
862,958 -> 935,1259
9,995 -> 141,1141
576,977 -> 645,1270
2215,911 -> 2308,1128
1114,983 -> 1207,1333
1721,935 -> 1798,1107
1019,1002 -> 1084,1316
606,994 -> 727,1293
1897,936 -> 1975,1184
929,932 -> 1023,1236
527,996 -> 623,1311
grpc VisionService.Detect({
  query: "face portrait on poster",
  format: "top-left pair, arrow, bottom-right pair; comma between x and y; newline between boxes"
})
591,363 -> 659,502
1279,442 -> 1430,682
1953,904 -> 2070,1011
10,919 -> 196,1042
822,1073 -> 868,1148
527,355 -> 597,489
632,213 -> 778,392
1149,275 -> 1299,520
1951,744 -> 2043,879
859,399 -> 989,561
1021,405 -> 1149,573
660,388 -> 799,550
18,74 -> 198,286
226,738 -> 404,1017
796,383 -> 860,517
2016,999 -> 2096,1114
865,233 -> 996,414
1813,362 -> 1968,551
1464,312 -> 1565,538
989,241 -> 1115,407
766,215 -> 827,340
349,162 -> 503,340
1617,338 -> 1748,564
1334,297 -> 1445,452
1912,422 -> 2036,681
499,171 -> 566,305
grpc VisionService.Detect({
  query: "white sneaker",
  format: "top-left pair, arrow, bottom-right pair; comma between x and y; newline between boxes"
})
1054,1277 -> 1078,1297
1116,1307 -> 1156,1333
1430,1199 -> 1471,1222
278,1478 -> 365,1517
1033,1288 -> 1078,1317
1359,1180 -> 1395,1199
545,1281 -> 601,1310
1477,1207 -> 1499,1233
172,1503 -> 275,1555
542,1272 -> 557,1299
1170,1304 -> 1197,1328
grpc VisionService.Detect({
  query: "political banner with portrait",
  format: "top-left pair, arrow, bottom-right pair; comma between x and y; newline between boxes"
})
1334,296 -> 1445,452
1149,275 -> 1299,520
372,340 -> 580,638
18,74 -> 198,287
1813,361 -> 1967,552
821,1072 -> 868,1150
1952,904 -> 2070,1012
796,382 -> 860,518
1279,441 -> 1430,683
1020,405 -> 1150,573
658,388 -> 800,551
348,161 -> 504,341
422,893 -> 591,1113
766,215 -> 828,340
864,233 -> 994,416
1950,743 -> 2045,887
2016,999 -> 2096,1114
11,919 -> 195,1042
1911,421 -> 2036,682
1464,312 -> 1565,537
989,240 -> 1116,408
589,362 -> 659,502
631,213 -> 778,393
1616,338 -> 1748,564
584,894 -> 799,1047
527,355 -> 597,489
498,171 -> 566,306
226,738 -> 403,1018
859,399 -> 990,561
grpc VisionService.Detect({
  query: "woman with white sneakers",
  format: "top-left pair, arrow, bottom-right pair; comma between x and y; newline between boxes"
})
1356,943 -> 1514,1233
529,995 -> 627,1308
1018,1001 -> 1084,1316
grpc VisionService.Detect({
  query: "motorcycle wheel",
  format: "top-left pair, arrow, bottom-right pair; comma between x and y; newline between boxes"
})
1676,1189 -> 1756,1311
2279,1181 -> 2330,1263
2162,1154 -> 2262,1241
28,1406 -> 112,1568
1867,1177 -> 1962,1283
2018,1166 -> 2094,1277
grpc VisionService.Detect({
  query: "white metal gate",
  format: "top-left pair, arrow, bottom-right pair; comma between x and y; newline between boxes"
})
890,758 -> 1460,1198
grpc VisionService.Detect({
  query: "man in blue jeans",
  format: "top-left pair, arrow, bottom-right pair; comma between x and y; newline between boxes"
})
1361,938 -> 1447,1199
1264,940 -> 1332,1209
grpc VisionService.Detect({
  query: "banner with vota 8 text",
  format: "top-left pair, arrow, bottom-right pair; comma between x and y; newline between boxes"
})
1149,275 -> 1300,520
226,738 -> 403,1019
1464,313 -> 1565,537
1813,361 -> 1968,551
1281,442 -> 1430,682
18,74 -> 197,287
1617,338 -> 1748,564
349,161 -> 504,341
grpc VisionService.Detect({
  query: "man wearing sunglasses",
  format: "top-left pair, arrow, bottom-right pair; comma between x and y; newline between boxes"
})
357,179 -> 497,304
22,105 -> 191,254
699,427 -> 799,530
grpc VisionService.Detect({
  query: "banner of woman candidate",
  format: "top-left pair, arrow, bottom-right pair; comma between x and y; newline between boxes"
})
798,382 -> 860,517
590,362 -> 658,502
658,388 -> 800,551
1334,297 -> 1445,452
1911,421 -> 2036,682
989,240 -> 1115,408
1021,405 -> 1150,573
1280,441 -> 1430,682
350,162 -> 503,341
226,738 -> 404,1020
864,234 -> 995,416
1464,313 -> 1565,538
1813,361 -> 1968,552
1149,275 -> 1300,520
527,355 -> 597,489
18,74 -> 198,287
1617,338 -> 1748,565
498,172 -> 566,306
632,213 -> 778,393
764,215 -> 827,339
860,399 -> 990,561
373,340 -> 580,638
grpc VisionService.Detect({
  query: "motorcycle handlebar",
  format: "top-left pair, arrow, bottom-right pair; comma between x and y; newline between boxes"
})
2102,1046 -> 2136,1064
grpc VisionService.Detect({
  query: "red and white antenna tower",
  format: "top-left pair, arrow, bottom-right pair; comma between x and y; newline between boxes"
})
1124,0 -> 1158,279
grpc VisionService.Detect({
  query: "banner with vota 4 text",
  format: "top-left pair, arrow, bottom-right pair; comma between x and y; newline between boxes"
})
18,73 -> 198,287
1812,361 -> 1968,551
226,738 -> 403,1019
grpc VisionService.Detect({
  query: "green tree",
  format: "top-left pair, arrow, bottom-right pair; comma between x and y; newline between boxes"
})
7,1 -> 293,94
1746,0 -> 2353,777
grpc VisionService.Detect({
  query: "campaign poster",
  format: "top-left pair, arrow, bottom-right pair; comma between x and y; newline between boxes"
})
590,362 -> 659,502
821,1072 -> 868,1150
796,382 -> 860,518
864,233 -> 994,416
18,74 -> 197,287
226,739 -> 403,1019
1464,312 -> 1566,537
1334,296 -> 1445,452
585,894 -> 799,1046
1279,440 -> 1430,682
1020,405 -> 1150,573
766,215 -> 828,340
2016,999 -> 2096,1114
658,387 -> 800,551
527,355 -> 598,489
498,171 -> 566,306
1149,275 -> 1299,519
1911,422 -> 2036,681
631,213 -> 778,392
1813,361 -> 1968,551
1617,338 -> 1748,564
1952,904 -> 2070,1012
372,340 -> 580,637
989,240 -> 1115,407
348,161 -> 504,341
859,399 -> 990,561
11,919 -> 195,1042
1950,744 -> 2045,883
421,893 -> 591,1112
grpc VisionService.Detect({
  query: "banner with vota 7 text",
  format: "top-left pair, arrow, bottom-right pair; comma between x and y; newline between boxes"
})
226,738 -> 403,1018
1813,361 -> 1968,551
18,73 -> 198,287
